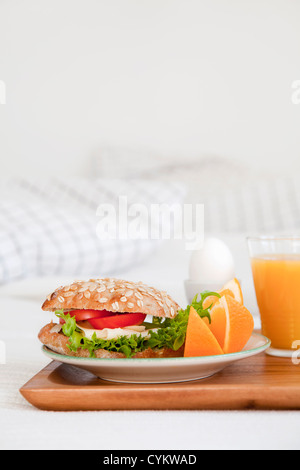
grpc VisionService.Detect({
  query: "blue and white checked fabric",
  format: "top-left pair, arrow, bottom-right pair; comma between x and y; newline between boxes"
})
201,175 -> 300,234
0,178 -> 186,284
94,150 -> 300,235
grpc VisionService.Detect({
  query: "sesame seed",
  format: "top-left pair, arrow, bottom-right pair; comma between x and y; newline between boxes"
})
64,291 -> 73,297
78,286 -> 88,293
97,286 -> 106,293
88,284 -> 97,292
124,283 -> 134,289
137,286 -> 146,293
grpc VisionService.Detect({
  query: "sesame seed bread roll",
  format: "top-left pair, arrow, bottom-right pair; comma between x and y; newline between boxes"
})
42,278 -> 180,319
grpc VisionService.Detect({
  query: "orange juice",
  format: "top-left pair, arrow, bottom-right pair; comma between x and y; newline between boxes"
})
251,255 -> 300,349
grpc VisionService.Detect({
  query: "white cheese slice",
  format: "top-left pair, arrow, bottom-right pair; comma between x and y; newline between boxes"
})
76,322 -> 157,341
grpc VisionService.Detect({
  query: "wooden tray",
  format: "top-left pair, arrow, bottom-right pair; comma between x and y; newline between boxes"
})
20,353 -> 300,411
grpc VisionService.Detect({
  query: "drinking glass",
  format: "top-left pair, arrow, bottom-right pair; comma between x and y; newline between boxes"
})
248,237 -> 300,357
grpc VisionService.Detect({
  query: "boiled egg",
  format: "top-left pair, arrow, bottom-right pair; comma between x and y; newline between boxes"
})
188,237 -> 235,284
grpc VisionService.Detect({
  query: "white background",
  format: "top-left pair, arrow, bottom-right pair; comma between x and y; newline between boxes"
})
0,0 -> 300,178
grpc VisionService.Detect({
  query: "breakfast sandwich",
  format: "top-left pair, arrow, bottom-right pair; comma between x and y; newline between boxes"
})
38,278 -> 186,358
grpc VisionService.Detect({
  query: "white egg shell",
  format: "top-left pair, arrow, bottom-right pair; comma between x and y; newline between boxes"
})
189,237 -> 235,284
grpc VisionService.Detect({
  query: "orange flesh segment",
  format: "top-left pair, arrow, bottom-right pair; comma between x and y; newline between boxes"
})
207,303 -> 227,349
222,278 -> 243,304
202,289 -> 233,310
202,278 -> 243,310
221,295 -> 254,354
184,306 -> 224,357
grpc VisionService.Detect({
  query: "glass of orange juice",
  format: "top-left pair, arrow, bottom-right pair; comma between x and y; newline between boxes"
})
248,237 -> 300,357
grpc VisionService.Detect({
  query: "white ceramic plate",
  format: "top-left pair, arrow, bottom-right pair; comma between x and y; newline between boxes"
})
42,332 -> 270,384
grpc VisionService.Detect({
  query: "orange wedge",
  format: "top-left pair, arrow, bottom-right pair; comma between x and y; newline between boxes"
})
204,293 -> 254,351
205,302 -> 227,349
220,294 -> 254,354
184,306 -> 224,357
222,278 -> 243,304
202,278 -> 243,310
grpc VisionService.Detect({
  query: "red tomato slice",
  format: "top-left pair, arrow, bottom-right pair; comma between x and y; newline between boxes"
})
89,312 -> 146,330
70,309 -> 115,321
59,309 -> 115,324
